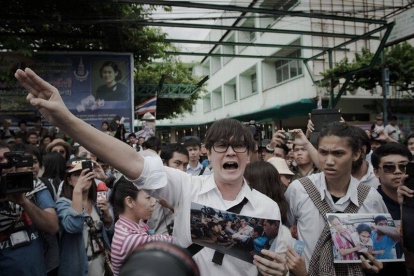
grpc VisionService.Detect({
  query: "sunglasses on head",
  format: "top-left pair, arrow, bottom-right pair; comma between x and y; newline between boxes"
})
379,162 -> 408,174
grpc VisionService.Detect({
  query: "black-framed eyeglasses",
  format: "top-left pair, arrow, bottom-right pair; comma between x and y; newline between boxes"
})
379,162 -> 408,174
212,141 -> 248,153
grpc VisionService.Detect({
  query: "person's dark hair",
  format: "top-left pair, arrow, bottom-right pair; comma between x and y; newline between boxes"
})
42,152 -> 66,190
264,219 -> 278,226
34,116 -> 42,123
371,142 -> 413,170
18,120 -> 27,127
184,138 -> 201,149
128,133 -> 137,139
27,131 -> 39,138
160,143 -> 189,164
318,122 -> 360,154
12,144 -> 42,167
114,124 -> 127,142
374,215 -> 388,225
253,225 -> 264,236
100,61 -> 122,81
356,223 -> 372,234
138,136 -> 145,140
61,157 -> 97,202
40,135 -> 52,145
109,176 -> 140,219
0,140 -> 11,150
390,115 -> 398,121
327,215 -> 340,224
101,121 -> 110,131
277,143 -> 290,156
207,221 -> 217,230
143,137 -> 161,152
119,242 -> 200,276
204,119 -> 255,153
406,134 -> 414,145
244,161 -> 288,222
350,126 -> 371,155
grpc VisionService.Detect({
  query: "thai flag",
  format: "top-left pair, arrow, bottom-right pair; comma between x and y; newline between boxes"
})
135,97 -> 157,115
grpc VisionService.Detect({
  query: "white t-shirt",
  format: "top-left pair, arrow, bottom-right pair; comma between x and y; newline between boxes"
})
129,156 -> 284,276
384,124 -> 400,141
351,232 -> 373,252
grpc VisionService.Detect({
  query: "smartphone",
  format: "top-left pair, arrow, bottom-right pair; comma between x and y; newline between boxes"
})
310,108 -> 342,132
82,161 -> 93,173
403,162 -> 414,208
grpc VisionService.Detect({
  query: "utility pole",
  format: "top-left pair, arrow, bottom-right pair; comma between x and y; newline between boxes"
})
381,51 -> 389,126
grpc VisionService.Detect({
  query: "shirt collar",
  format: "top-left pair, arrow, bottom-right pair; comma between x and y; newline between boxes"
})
319,173 -> 360,206
198,175 -> 255,209
360,162 -> 375,182
187,161 -> 203,171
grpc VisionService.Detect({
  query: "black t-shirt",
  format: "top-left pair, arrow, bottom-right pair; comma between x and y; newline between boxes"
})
331,194 -> 342,203
95,83 -> 128,101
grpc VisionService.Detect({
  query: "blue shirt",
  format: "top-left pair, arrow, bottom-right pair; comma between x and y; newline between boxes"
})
0,189 -> 56,276
57,198 -> 113,276
371,231 -> 396,259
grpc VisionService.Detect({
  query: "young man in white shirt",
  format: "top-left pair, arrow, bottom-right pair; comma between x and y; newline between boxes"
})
285,122 -> 387,275
184,137 -> 211,176
385,116 -> 400,142
15,68 -> 286,276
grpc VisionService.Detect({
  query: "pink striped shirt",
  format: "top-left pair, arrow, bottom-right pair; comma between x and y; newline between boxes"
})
111,215 -> 174,275
332,230 -> 358,261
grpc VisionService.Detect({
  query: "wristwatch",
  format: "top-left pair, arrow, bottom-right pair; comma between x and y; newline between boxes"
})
265,144 -> 275,153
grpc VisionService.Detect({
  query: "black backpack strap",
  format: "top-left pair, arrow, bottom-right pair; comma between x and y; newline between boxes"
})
187,197 -> 250,265
38,177 -> 56,201
198,166 -> 206,176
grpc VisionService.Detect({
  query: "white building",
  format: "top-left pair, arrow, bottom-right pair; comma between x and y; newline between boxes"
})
157,0 -> 413,143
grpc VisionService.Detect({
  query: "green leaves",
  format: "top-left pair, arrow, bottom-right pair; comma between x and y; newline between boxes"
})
319,42 -> 414,94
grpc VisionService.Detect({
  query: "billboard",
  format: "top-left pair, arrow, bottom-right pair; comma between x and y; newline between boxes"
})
0,52 -> 134,131
387,7 -> 414,45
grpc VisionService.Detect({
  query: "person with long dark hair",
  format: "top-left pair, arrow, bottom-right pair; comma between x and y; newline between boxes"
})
42,152 -> 66,199
110,177 -> 173,276
244,161 -> 289,223
56,158 -> 113,276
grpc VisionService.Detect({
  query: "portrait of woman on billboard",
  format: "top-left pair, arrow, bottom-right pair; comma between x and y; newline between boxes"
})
95,61 -> 128,101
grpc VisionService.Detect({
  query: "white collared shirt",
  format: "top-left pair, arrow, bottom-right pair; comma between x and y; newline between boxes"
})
285,172 -> 388,269
359,162 -> 380,189
186,161 -> 211,176
130,156 -> 282,276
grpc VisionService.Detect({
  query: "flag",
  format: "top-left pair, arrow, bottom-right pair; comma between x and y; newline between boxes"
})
135,97 -> 157,115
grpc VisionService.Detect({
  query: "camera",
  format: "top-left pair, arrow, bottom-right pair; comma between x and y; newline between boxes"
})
82,160 -> 93,173
283,132 -> 294,143
0,152 -> 34,198
370,131 -> 379,139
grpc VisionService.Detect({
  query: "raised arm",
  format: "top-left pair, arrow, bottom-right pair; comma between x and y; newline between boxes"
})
291,129 -> 321,171
15,68 -> 143,180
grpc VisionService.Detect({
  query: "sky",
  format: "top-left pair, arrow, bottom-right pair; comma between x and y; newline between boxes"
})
150,1 -> 232,62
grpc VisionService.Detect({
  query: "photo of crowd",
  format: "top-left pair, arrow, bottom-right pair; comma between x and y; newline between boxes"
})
190,202 -> 279,263
327,213 -> 404,263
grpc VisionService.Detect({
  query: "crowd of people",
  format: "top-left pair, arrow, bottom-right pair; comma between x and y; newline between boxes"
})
0,67 -> 413,276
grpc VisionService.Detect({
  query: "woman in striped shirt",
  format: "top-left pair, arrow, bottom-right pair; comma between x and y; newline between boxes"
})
109,177 -> 174,275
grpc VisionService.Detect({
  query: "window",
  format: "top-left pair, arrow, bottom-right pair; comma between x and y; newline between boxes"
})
251,73 -> 257,93
275,50 -> 302,83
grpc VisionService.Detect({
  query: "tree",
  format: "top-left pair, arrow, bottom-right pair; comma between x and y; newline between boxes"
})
137,56 -> 206,119
320,42 -> 414,95
0,0 -> 202,119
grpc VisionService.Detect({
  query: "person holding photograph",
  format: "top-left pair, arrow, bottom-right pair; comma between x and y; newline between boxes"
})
15,68 -> 285,276
95,61 -> 128,102
284,123 -> 388,275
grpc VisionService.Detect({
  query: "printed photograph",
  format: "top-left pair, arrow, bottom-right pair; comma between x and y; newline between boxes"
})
326,213 -> 405,263
190,202 -> 281,263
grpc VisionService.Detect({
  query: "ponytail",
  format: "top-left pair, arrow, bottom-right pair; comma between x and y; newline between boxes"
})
109,176 -> 139,219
